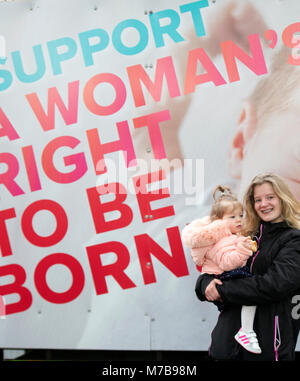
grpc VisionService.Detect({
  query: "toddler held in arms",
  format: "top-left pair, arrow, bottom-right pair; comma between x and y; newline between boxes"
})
182,185 -> 261,354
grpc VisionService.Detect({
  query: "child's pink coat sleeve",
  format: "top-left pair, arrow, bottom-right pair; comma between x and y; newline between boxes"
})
209,236 -> 253,271
191,247 -> 207,267
181,216 -> 231,249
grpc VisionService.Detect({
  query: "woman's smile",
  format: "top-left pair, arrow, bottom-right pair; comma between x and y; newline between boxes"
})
253,183 -> 283,223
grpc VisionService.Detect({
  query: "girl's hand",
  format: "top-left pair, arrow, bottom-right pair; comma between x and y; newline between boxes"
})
243,237 -> 253,250
242,237 -> 257,252
242,237 -> 256,251
205,279 -> 223,302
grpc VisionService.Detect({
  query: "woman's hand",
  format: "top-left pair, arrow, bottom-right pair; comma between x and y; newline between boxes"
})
205,278 -> 223,301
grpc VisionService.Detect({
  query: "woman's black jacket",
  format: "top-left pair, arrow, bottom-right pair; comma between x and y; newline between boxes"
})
195,221 -> 300,361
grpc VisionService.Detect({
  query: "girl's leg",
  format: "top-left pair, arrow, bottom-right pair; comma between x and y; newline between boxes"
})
241,305 -> 257,332
235,305 -> 261,354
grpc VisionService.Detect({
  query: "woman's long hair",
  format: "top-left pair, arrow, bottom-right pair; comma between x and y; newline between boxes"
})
243,173 -> 300,236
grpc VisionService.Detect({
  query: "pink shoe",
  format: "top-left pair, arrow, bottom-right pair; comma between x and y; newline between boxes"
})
234,329 -> 262,354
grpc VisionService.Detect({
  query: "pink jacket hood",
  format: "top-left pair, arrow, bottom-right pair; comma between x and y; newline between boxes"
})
181,216 -> 252,275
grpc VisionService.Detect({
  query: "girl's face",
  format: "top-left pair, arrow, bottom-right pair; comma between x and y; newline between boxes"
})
222,206 -> 244,234
253,182 -> 283,223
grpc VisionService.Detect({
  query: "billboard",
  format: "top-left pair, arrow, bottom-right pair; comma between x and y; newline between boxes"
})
0,0 -> 299,350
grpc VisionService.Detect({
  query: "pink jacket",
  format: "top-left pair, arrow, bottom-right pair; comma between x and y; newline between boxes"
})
181,216 -> 252,275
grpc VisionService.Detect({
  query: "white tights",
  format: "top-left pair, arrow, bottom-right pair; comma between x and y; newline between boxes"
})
241,305 -> 257,332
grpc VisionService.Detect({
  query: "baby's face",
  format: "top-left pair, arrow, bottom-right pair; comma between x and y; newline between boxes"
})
222,206 -> 244,235
238,108 -> 300,202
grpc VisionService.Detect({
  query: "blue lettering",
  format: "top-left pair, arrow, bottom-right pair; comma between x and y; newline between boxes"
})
149,9 -> 184,48
180,0 -> 209,37
47,37 -> 77,75
112,19 -> 148,55
79,29 -> 109,66
0,67 -> 12,91
12,44 -> 45,83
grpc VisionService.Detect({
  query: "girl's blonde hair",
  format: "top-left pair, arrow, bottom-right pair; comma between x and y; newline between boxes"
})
243,172 -> 300,236
210,185 -> 242,221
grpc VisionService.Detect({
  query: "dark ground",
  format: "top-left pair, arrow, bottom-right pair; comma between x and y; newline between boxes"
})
1,349 -> 211,361
2,349 -> 300,361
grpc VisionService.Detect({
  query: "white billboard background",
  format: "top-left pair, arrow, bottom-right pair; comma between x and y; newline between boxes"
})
0,0 -> 299,350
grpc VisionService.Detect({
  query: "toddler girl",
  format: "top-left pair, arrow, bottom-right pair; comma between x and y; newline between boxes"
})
182,185 -> 261,354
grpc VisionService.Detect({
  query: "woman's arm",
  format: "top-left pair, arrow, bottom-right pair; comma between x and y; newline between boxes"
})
217,237 -> 300,305
195,273 -> 217,301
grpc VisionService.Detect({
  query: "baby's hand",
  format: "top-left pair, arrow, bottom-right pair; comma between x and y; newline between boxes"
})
242,237 -> 256,251
250,240 -> 257,252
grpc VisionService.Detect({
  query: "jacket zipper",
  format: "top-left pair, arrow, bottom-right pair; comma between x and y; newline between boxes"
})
250,225 -> 282,361
250,224 -> 263,273
274,315 -> 281,361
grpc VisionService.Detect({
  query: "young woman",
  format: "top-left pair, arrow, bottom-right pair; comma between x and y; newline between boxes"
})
195,173 -> 300,361
182,185 -> 260,354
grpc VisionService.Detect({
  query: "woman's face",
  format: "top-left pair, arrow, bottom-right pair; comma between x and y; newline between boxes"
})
253,182 -> 283,223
